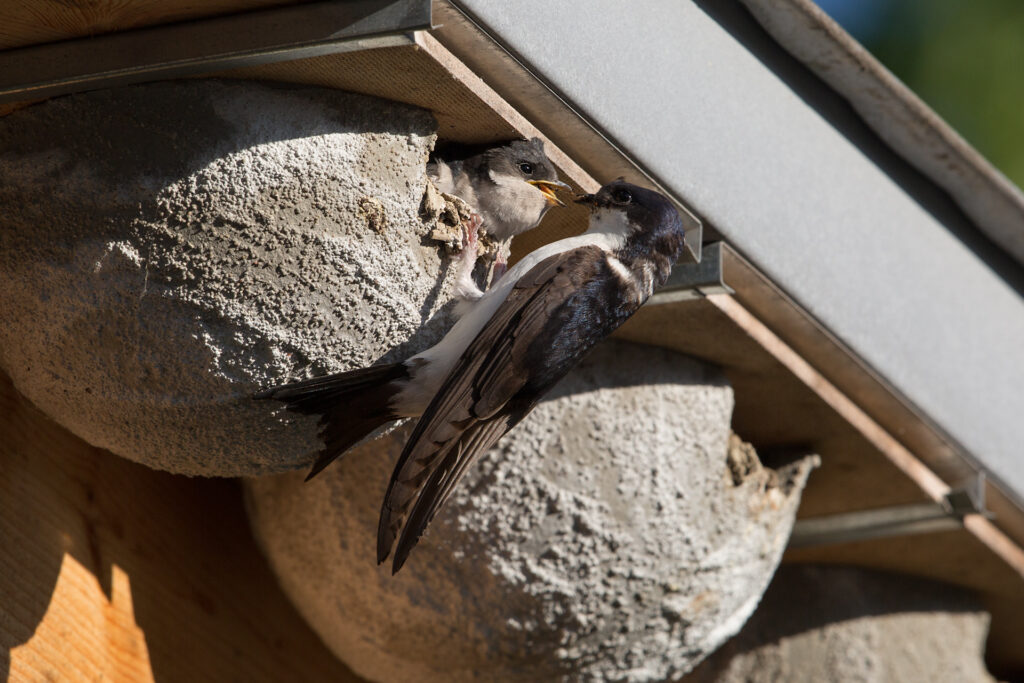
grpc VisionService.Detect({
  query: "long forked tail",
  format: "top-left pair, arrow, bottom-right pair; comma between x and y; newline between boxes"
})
256,362 -> 409,481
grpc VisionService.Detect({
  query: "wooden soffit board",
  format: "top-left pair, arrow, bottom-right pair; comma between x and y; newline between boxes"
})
0,1 -> 311,51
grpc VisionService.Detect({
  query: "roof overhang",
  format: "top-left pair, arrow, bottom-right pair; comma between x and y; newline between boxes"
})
2,0 -> 1024,673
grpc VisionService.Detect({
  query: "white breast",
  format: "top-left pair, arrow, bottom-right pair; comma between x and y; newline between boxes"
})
390,207 -> 631,415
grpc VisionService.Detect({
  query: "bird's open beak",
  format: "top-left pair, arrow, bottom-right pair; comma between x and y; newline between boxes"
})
528,179 -> 571,207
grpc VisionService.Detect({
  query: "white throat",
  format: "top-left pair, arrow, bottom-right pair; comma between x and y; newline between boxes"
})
582,207 -> 632,252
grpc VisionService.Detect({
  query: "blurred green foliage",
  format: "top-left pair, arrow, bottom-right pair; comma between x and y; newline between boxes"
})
858,0 -> 1024,191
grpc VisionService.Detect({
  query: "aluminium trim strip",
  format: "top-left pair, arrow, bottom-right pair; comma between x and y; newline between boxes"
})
0,0 -> 431,104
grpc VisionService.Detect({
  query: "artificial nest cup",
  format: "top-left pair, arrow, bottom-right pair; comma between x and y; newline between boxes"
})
246,341 -> 817,682
0,79 -> 457,477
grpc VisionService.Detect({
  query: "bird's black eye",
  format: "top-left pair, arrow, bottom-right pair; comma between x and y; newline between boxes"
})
518,161 -> 534,175
611,188 -> 632,205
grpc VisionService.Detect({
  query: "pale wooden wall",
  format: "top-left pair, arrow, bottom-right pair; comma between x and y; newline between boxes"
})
0,372 -> 363,682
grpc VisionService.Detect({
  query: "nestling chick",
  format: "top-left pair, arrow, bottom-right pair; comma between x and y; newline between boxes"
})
428,137 -> 570,296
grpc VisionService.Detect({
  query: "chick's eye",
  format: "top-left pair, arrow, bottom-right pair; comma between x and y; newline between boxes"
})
518,161 -> 534,175
611,188 -> 632,204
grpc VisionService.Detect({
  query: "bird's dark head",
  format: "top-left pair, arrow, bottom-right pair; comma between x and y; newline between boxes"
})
484,137 -> 570,207
576,180 -> 683,238
576,180 -> 686,264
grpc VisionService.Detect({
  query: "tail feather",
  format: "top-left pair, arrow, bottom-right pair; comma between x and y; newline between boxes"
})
256,362 -> 409,480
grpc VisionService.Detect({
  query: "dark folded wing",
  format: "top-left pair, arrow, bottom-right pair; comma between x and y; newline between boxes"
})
378,244 -> 617,572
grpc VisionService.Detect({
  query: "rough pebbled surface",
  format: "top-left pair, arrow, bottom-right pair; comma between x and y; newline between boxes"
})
685,565 -> 995,683
0,80 -> 456,476
245,341 -> 818,682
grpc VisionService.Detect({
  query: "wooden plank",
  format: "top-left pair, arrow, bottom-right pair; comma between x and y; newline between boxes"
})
0,372 -> 363,682
704,292 -> 1024,579
720,246 -> 973,482
721,244 -> 1024,555
706,293 -> 950,501
614,297 -> 931,514
0,0 -> 307,51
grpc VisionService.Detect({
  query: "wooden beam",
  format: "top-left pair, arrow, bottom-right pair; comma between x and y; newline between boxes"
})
0,0 -> 308,51
705,292 -> 1024,579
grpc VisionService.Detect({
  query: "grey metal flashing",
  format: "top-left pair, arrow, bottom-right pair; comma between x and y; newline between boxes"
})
647,242 -> 733,305
0,0 -> 431,104
432,1 -> 1024,506
740,0 -> 1024,268
790,475 -> 988,549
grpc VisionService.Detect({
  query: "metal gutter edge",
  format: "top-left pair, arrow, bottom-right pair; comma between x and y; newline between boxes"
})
647,242 -> 734,305
720,242 -> 1024,552
739,0 -> 1024,267
789,474 -> 988,549
430,0 -> 704,264
0,0 -> 431,104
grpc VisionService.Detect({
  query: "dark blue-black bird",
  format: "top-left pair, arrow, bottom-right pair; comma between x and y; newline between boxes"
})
258,180 -> 686,573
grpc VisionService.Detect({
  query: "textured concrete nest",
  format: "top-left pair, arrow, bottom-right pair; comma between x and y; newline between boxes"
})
245,341 -> 818,682
0,79 -> 460,476
1,79 -> 820,680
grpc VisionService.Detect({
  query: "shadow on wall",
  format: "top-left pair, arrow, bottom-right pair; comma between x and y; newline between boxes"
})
684,564 -> 995,682
0,372 -> 363,682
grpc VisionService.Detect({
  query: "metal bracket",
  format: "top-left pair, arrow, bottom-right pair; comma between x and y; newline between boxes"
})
788,474 -> 989,549
646,241 -> 733,305
0,0 -> 432,104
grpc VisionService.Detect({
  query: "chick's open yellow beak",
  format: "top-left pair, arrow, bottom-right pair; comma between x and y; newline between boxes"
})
528,179 -> 571,207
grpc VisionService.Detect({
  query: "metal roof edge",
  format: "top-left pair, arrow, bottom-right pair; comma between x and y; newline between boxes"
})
739,0 -> 1024,267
